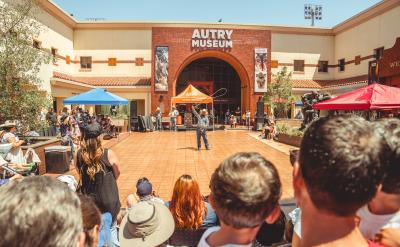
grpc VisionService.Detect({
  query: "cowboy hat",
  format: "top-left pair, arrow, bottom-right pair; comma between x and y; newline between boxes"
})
119,201 -> 175,247
0,121 -> 16,129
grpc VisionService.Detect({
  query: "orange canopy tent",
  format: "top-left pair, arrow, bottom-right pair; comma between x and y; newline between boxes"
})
171,84 -> 213,105
171,84 -> 214,130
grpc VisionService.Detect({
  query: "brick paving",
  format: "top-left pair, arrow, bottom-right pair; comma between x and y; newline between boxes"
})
108,130 -> 294,206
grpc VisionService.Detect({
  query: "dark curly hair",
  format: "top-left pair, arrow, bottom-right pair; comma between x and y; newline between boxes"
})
372,118 -> 400,194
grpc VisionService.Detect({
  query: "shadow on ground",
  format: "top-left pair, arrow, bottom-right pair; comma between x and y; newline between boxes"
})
177,147 -> 198,150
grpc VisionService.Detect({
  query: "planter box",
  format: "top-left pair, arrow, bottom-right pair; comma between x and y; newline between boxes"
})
276,133 -> 302,147
21,137 -> 61,175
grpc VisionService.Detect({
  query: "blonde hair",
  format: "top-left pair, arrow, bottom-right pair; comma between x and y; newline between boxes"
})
79,136 -> 104,181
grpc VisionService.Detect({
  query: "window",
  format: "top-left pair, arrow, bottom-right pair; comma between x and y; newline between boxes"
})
294,60 -> 304,72
51,48 -> 58,63
108,58 -> 117,66
318,61 -> 328,72
374,47 -> 384,60
80,56 -> 92,69
338,59 -> 345,72
135,57 -> 144,66
33,40 -> 41,49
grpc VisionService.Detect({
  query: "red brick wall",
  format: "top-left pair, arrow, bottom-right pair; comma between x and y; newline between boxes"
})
151,27 -> 271,115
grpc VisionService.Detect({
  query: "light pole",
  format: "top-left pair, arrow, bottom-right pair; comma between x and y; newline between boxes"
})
304,4 -> 323,26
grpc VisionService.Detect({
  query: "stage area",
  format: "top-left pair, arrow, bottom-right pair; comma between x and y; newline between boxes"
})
106,130 -> 294,206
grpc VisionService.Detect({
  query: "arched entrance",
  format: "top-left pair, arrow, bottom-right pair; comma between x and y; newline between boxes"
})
176,57 -> 241,123
173,49 -> 251,124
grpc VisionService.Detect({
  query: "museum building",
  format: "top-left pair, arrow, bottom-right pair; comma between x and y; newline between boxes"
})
22,0 -> 400,119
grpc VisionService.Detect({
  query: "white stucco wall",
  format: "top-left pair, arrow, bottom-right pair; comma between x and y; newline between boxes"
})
73,29 -> 152,77
271,33 -> 335,80
334,5 -> 400,79
35,8 -> 74,92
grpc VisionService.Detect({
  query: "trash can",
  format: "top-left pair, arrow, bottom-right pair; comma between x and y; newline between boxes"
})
45,146 -> 71,174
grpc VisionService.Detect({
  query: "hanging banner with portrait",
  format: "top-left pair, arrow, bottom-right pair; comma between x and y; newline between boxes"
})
155,46 -> 169,91
254,48 -> 268,92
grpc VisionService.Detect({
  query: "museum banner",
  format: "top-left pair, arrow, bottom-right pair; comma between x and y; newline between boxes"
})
155,46 -> 169,91
254,48 -> 268,93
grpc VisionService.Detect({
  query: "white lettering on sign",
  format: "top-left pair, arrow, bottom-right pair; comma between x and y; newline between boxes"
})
191,29 -> 233,49
390,60 -> 400,68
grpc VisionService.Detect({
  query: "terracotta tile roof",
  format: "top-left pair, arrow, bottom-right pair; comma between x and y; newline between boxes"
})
291,79 -> 322,89
53,72 -> 150,87
291,75 -> 368,89
317,75 -> 368,88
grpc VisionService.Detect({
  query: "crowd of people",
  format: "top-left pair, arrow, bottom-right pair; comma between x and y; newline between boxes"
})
0,114 -> 400,247
151,106 -> 254,131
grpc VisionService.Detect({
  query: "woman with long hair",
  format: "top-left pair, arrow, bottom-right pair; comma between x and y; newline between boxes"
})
168,174 -> 217,229
75,122 -> 121,247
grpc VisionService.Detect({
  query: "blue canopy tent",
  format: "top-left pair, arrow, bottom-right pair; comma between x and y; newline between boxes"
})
63,88 -> 128,105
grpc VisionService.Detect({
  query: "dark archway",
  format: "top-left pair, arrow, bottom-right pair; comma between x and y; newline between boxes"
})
176,57 -> 242,123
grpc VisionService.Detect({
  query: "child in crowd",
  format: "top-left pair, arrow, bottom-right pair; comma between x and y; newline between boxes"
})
126,177 -> 164,208
293,115 -> 385,246
199,152 -> 282,247
230,115 -> 237,128
358,119 -> 400,243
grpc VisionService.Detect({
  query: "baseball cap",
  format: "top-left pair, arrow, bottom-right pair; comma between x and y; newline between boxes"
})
136,180 -> 153,197
83,122 -> 102,139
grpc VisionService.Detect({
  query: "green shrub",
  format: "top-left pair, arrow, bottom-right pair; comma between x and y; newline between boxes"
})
276,123 -> 303,137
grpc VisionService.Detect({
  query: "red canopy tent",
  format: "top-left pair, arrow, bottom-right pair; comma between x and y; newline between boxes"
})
313,83 -> 400,110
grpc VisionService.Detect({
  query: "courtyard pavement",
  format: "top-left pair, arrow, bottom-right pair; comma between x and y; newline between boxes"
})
106,130 -> 294,206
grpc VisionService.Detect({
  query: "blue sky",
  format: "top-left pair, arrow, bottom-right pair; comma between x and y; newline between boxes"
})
53,0 -> 382,28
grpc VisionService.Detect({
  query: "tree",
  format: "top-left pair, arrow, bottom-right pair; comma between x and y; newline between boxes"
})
264,67 -> 295,118
0,0 -> 51,131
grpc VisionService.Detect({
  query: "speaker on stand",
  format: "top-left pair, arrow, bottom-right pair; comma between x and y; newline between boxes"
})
255,97 -> 265,130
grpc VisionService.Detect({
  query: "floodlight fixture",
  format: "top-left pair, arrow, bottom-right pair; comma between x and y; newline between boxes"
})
304,4 -> 323,26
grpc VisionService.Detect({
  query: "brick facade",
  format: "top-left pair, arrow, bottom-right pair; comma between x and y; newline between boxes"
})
378,37 -> 400,87
151,27 -> 271,115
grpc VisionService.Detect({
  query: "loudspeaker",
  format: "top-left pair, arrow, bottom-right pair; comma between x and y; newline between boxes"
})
256,101 -> 264,118
45,146 -> 71,174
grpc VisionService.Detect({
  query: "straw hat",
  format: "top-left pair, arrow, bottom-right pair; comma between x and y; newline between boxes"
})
119,201 -> 175,247
0,121 -> 16,129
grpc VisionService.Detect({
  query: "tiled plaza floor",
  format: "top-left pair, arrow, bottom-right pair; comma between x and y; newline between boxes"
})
108,130 -> 294,206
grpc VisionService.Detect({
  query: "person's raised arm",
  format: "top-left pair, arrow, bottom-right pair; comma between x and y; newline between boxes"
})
107,149 -> 120,179
192,105 -> 200,118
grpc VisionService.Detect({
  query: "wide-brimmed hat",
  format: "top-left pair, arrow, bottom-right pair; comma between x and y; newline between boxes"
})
119,201 -> 175,247
0,121 -> 16,129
